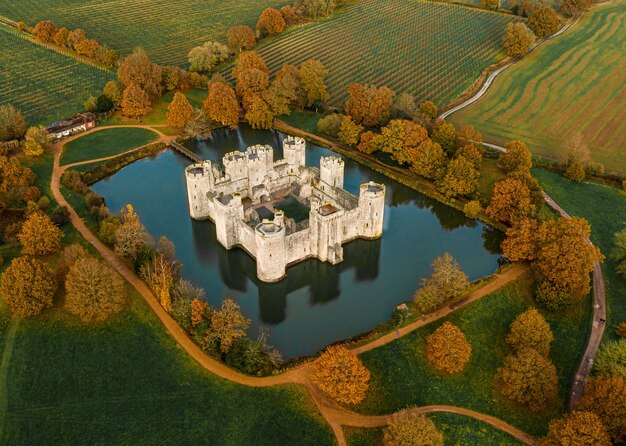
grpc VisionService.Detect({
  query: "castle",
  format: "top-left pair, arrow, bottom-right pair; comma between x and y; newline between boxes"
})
185,136 -> 385,282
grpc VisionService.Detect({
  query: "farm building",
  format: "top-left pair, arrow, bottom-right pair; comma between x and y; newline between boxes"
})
46,113 -> 96,140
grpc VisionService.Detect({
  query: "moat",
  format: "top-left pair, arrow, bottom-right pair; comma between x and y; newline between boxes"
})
93,125 -> 503,358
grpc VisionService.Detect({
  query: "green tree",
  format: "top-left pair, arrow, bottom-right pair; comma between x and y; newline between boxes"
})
392,92 -> 416,119
103,80 -> 124,107
414,253 -> 468,312
500,347 -> 558,411
0,104 -> 26,141
65,256 -> 127,322
316,113 -> 344,137
595,340 -> 626,380
612,227 -> 626,281
384,410 -> 444,446
507,308 -> 553,356
1,256 -> 57,317
565,162 -> 585,182
187,41 -> 230,73
538,411 -> 611,446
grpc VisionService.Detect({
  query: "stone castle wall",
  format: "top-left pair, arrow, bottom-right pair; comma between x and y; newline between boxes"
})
185,136 -> 385,282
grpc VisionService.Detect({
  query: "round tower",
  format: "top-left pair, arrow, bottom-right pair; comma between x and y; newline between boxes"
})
283,136 -> 306,167
255,212 -> 287,282
358,181 -> 386,238
185,161 -> 213,219
319,156 -> 344,189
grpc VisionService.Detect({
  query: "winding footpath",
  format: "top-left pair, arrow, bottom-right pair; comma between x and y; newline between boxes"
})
49,125 -> 537,445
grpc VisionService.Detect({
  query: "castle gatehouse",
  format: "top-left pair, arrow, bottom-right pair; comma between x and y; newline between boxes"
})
185,136 -> 385,282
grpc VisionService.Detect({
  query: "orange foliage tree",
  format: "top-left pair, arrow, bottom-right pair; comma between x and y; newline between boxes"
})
18,211 -> 63,255
538,411 -> 611,446
245,96 -> 274,129
576,376 -> 626,443
205,298 -> 251,353
256,8 -> 286,36
312,345 -> 370,405
32,20 -> 58,42
486,178 -> 535,224
204,81 -> 239,128
506,307 -> 553,357
117,53 -> 162,101
190,299 -> 208,328
345,84 -> 394,127
227,26 -> 256,52
121,83 -> 152,118
426,322 -> 472,374
502,217 -> 539,261
0,256 -> 57,317
166,92 -> 193,128
499,141 -> 533,174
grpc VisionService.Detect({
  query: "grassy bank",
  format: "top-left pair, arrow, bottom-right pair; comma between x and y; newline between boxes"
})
61,127 -> 160,165
353,270 -> 590,437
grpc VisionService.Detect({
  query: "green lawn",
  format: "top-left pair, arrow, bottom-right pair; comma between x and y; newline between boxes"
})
353,270 -> 590,437
280,109 -> 322,134
345,412 -> 525,445
477,156 -> 506,203
60,127 -> 159,165
0,291 -> 335,445
450,2 -> 626,174
532,169 -> 626,341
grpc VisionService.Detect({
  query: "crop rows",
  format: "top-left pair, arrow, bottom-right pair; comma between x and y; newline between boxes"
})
0,0 -> 289,66
257,0 -> 520,107
0,26 -> 114,125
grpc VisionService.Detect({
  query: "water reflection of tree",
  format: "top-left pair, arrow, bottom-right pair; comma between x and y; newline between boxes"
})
482,226 -> 504,255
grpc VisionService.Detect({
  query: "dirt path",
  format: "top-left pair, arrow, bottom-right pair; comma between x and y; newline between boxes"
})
51,125 -> 539,445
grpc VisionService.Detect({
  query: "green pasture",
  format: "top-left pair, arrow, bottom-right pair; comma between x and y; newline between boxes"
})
532,169 -> 626,342
0,26 -> 113,126
0,290 -> 334,445
255,0 -> 519,107
451,2 -> 626,174
353,270 -> 591,437
0,0 -> 289,66
60,127 -> 159,165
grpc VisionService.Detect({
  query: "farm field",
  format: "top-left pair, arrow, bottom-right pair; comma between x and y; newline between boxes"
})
0,26 -> 113,126
0,0 -> 289,67
256,0 -> 520,108
353,270 -> 591,437
450,1 -> 626,174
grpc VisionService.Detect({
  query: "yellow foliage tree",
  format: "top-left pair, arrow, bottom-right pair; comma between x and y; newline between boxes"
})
311,345 -> 370,405
538,411 -> 611,446
166,92 -> 193,128
426,322 -> 472,374
0,256 -> 57,317
245,95 -> 274,129
18,211 -> 63,255
503,23 -> 535,58
506,308 -> 553,357
383,410 -> 444,446
576,376 -> 626,443
205,298 -> 251,353
337,115 -> 363,148
140,254 -> 176,313
299,59 -> 329,108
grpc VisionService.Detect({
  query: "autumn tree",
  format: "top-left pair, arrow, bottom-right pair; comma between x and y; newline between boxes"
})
141,253 -> 177,313
414,253 -> 469,312
191,299 -> 208,328
166,92 -> 193,128
565,162 -> 585,182
0,156 -> 34,205
280,5 -> 298,25
53,27 -> 69,47
19,211 -> 63,255
204,81 -> 239,128
0,104 -> 26,141
456,143 -> 483,170
616,322 -> 626,338
507,308 -> 553,356
245,95 -> 274,129
299,0 -> 337,18
299,59 -> 329,108
500,347 -> 558,411
576,376 -> 626,443
205,298 -> 251,353
409,139 -> 447,180
227,26 -> 256,52
463,200 -> 482,219
502,217 -> 539,261
499,141 -> 533,174
426,322 -> 472,374
560,0 -> 591,16
595,340 -> 626,380
121,83 -> 152,118
74,38 -> 100,58
233,51 -> 270,80
481,0 -> 500,9
117,53 -> 162,101
317,113 -> 344,137
374,119 -> 429,165
311,345 -> 370,405
345,84 -> 394,127
68,28 -> 86,49
528,7 -> 561,39
338,115 -> 363,148
383,410 -> 444,446
23,126 -> 51,158
32,20 -> 57,42
419,101 -> 438,121
357,131 -> 377,154
508,170 -> 544,210
538,411 -> 611,446
486,178 -> 535,224
65,256 -> 127,322
438,156 -> 479,198
264,81 -> 291,116
430,121 -> 456,156
103,80 -> 123,107
392,92 -> 417,119
613,227 -> 626,280
503,22 -> 536,58
533,217 -> 602,298
1,256 -> 57,317
256,8 -> 286,36
187,41 -> 230,73
114,204 -> 153,260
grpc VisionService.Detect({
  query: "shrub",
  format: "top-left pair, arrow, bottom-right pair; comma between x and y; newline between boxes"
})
50,206 -> 70,226
426,322 -> 471,374
500,347 -> 558,411
576,376 -> 626,443
22,185 -> 41,203
62,170 -> 89,194
65,256 -> 127,322
383,410 -> 444,446
594,340 -> 626,380
98,215 -> 122,245
311,345 -> 370,405
617,323 -> 626,338
18,211 -> 63,255
170,280 -> 206,333
506,307 -> 553,356
538,411 -> 611,446
463,200 -> 482,219
0,256 -> 57,317
565,162 -> 585,182
316,113 -> 344,137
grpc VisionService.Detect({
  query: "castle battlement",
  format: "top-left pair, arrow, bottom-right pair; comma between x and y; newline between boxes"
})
185,136 -> 385,282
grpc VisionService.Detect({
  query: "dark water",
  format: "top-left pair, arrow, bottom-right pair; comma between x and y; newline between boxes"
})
93,125 -> 503,358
